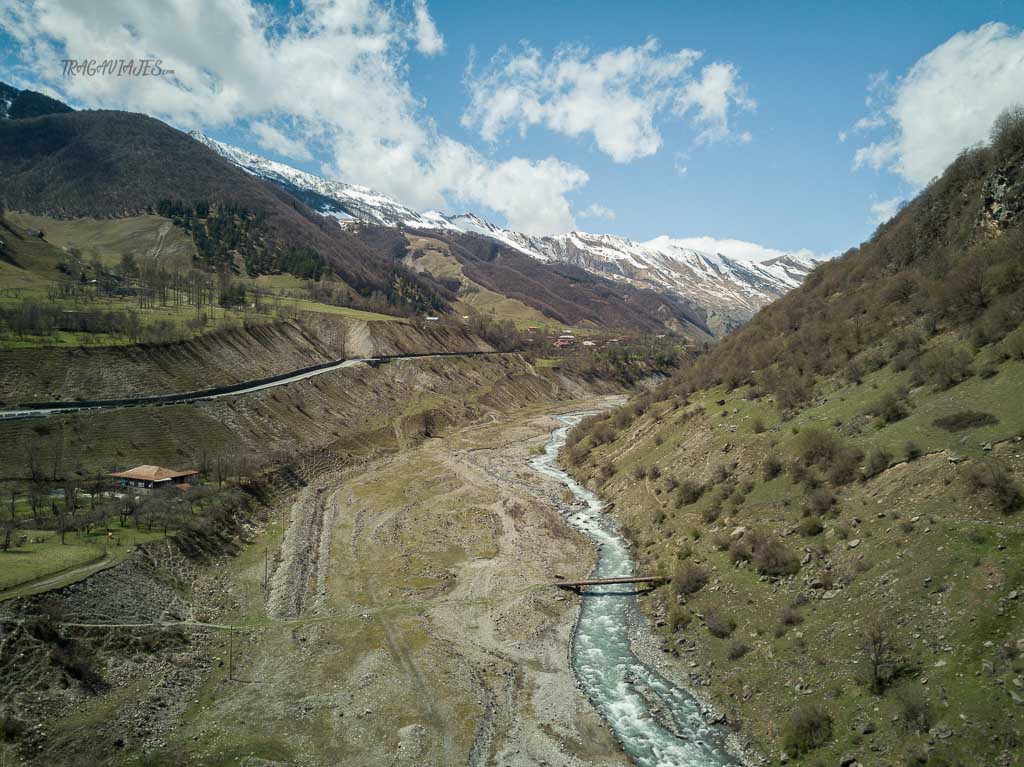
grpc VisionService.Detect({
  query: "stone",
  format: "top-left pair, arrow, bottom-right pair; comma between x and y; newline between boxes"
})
730,526 -> 748,540
848,538 -> 861,549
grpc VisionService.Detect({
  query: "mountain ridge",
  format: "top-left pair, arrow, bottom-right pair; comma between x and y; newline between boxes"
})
191,131 -> 817,332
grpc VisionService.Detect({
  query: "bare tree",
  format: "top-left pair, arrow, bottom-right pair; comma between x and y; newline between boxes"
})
862,622 -> 898,694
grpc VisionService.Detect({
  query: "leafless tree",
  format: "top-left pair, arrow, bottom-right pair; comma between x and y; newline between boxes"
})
862,622 -> 898,694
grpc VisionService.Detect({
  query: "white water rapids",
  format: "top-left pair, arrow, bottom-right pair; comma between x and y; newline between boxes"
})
528,413 -> 743,767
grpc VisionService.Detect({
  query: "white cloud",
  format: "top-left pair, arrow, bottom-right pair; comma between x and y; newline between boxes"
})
412,0 -> 444,56
838,130 -> 848,143
852,115 -> 885,132
0,0 -> 584,235
869,196 -> 904,225
579,203 -> 616,221
461,39 -> 754,163
251,121 -> 312,161
853,23 -> 1024,185
673,151 -> 689,175
646,235 -> 824,264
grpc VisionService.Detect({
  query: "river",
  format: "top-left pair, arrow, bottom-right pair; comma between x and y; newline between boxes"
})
528,413 -> 743,767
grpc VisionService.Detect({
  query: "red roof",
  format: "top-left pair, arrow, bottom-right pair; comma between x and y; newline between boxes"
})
109,465 -> 199,482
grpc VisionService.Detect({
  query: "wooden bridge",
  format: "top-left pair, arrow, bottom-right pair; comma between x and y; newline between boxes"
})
554,576 -> 668,592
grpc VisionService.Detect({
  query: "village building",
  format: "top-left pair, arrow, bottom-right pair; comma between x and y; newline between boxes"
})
109,465 -> 200,491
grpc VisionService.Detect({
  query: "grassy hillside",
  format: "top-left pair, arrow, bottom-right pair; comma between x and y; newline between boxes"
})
563,111 -> 1024,766
0,211 -> 407,349
0,102 -> 447,315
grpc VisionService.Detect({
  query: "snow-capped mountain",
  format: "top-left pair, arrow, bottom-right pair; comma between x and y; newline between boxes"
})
190,131 -> 461,231
194,131 -> 817,331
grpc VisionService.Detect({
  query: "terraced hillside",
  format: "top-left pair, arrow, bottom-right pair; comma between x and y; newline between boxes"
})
561,112 -> 1024,766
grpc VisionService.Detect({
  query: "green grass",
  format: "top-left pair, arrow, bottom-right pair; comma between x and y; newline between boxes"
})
566,346 -> 1024,765
0,527 -> 166,593
6,211 -> 196,272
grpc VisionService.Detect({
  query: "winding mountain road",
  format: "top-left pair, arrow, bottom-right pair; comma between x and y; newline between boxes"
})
0,350 -> 509,420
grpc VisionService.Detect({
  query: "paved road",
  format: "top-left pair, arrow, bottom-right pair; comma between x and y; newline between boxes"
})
0,350 -> 503,420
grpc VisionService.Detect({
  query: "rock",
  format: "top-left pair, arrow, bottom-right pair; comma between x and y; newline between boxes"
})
841,757 -> 862,767
848,539 -> 861,549
855,720 -> 876,735
730,526 -> 748,540
1008,590 -> 1019,600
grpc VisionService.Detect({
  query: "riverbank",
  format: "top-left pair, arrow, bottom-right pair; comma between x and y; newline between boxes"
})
3,399 -> 635,765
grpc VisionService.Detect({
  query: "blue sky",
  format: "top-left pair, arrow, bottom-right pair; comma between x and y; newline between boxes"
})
2,0 -> 1024,259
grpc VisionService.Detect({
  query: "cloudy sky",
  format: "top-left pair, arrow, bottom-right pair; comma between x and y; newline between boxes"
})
2,0 -> 1023,260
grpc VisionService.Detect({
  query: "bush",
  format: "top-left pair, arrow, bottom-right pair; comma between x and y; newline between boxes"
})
748,531 -> 801,576
704,609 -> 736,638
962,462 -> 1023,513
799,516 -> 824,537
904,441 -> 922,461
726,640 -> 751,660
632,465 -> 648,481
867,389 -> 910,424
752,418 -> 766,434
762,456 -> 784,481
701,504 -> 722,524
782,704 -> 833,757
676,480 -> 705,505
795,428 -> 862,486
912,342 -> 973,390
932,410 -> 999,432
805,488 -> 835,516
897,685 -> 934,733
672,563 -> 708,596
863,446 -> 893,478
1,715 -> 26,743
668,606 -> 692,632
781,604 -> 804,627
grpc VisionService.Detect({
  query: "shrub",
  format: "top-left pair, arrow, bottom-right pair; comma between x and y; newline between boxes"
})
632,465 -> 648,481
796,428 -> 842,467
932,410 -> 999,432
1,715 -> 26,743
749,532 -> 801,576
704,609 -> 736,638
805,488 -> 835,516
762,456 -> 784,481
752,418 -> 766,434
668,606 -> 692,632
782,704 -> 833,757
599,462 -> 616,479
676,480 -> 705,505
727,640 -> 751,660
701,504 -> 722,524
862,623 -> 899,694
1000,326 -> 1024,361
728,539 -> 752,564
828,446 -> 863,485
796,427 -> 862,486
648,465 -> 661,480
799,516 -> 824,537
912,342 -> 973,390
897,685 -> 934,733
962,462 -> 1023,513
672,563 -> 708,596
781,604 -> 804,627
863,446 -> 893,478
904,441 -> 922,461
866,390 -> 910,424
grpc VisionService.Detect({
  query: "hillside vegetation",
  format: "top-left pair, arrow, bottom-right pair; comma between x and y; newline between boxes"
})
563,110 -> 1024,766
0,99 -> 448,316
